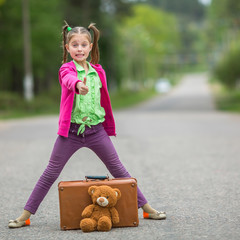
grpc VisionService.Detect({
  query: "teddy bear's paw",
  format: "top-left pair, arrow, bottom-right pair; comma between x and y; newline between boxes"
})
80,218 -> 97,232
112,217 -> 120,224
97,216 -> 112,231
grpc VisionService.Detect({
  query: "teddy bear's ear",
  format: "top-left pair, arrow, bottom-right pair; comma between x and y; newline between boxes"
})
114,188 -> 121,200
88,186 -> 97,196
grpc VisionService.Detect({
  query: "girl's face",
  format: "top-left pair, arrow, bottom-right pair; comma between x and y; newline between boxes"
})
66,34 -> 93,66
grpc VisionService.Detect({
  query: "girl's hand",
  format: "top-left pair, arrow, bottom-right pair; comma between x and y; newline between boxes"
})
76,77 -> 89,95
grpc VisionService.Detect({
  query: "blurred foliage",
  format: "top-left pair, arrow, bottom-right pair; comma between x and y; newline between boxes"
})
203,0 -> 240,112
1,0 -> 239,114
0,0 -> 4,6
0,89 -> 60,119
0,0 -> 24,92
214,39 -> 240,89
208,0 -> 240,27
206,0 -> 240,90
210,79 -> 240,113
0,0 -> 62,95
216,90 -> 240,112
205,0 -> 240,52
116,4 -> 180,90
147,0 -> 205,20
110,88 -> 157,109
147,0 -> 206,59
0,0 -> 212,116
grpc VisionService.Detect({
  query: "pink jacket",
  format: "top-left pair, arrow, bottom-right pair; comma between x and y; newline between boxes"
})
57,61 -> 116,137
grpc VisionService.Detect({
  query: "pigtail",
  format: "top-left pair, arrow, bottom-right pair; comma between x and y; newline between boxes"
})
62,21 -> 69,64
88,23 -> 100,65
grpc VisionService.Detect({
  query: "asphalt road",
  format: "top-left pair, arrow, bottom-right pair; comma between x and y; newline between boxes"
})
1,73 -> 240,240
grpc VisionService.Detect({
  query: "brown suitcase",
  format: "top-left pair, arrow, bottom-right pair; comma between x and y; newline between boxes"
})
58,176 -> 139,230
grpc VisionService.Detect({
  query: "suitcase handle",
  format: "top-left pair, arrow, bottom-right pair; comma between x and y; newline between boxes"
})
85,175 -> 109,181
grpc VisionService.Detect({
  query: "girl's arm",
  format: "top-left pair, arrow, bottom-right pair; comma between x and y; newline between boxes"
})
59,64 -> 81,94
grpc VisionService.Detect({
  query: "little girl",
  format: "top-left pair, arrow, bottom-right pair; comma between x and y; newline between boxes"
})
8,22 -> 166,228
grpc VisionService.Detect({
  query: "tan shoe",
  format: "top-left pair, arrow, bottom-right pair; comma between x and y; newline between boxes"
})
143,211 -> 166,220
8,218 -> 30,228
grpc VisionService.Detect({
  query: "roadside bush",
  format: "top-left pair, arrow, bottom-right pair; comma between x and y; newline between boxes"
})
214,40 -> 240,89
0,89 -> 60,118
0,92 -> 24,110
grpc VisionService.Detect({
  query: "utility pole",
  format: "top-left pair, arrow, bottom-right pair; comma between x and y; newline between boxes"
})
22,0 -> 34,101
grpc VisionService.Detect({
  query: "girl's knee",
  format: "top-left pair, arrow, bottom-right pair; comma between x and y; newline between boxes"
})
39,165 -> 62,185
108,165 -> 130,178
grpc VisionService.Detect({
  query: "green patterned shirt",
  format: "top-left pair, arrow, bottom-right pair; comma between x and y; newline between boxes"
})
71,60 -> 105,135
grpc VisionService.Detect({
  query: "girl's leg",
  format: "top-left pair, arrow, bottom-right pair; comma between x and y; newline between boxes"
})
24,135 -> 82,214
9,135 -> 82,228
87,128 -> 147,208
20,134 -> 83,219
87,127 -> 166,219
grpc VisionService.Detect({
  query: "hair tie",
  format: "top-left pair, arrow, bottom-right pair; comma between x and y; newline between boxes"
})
67,26 -> 72,32
87,28 -> 91,32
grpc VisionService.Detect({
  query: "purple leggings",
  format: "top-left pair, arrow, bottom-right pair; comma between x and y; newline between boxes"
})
24,123 -> 147,214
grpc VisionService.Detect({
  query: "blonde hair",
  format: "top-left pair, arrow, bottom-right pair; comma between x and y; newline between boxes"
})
62,21 -> 100,64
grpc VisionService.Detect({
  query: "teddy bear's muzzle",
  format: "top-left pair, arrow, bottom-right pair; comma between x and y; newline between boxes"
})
97,197 -> 109,207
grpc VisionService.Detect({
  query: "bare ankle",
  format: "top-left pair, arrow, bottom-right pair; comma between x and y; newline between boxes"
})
16,210 -> 31,222
142,203 -> 157,214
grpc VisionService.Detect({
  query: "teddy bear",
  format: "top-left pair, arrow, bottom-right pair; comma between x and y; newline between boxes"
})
80,185 -> 121,232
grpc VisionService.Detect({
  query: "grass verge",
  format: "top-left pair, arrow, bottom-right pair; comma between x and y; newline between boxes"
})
210,80 -> 240,112
110,88 -> 158,110
0,88 -> 159,119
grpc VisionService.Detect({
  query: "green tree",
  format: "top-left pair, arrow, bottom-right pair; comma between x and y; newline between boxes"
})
214,39 -> 240,89
147,0 -> 205,20
207,0 -> 240,88
0,0 -> 62,95
117,4 -> 180,89
147,0 -> 208,66
0,0 -> 24,92
209,0 -> 240,28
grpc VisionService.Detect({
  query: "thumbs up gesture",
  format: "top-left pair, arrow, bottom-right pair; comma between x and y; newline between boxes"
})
76,77 -> 89,95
